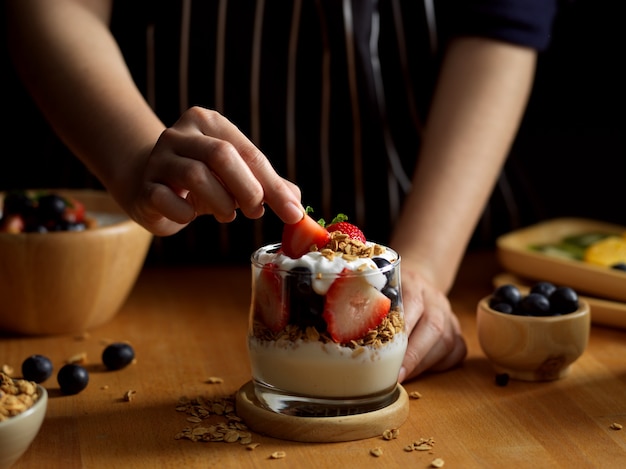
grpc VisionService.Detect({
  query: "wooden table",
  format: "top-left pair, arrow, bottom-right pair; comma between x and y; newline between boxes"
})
3,250 -> 625,468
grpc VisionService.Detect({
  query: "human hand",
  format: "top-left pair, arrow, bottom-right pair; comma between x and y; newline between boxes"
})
397,259 -> 467,382
124,107 -> 304,236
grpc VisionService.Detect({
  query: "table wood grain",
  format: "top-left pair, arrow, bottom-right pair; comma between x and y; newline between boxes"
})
2,250 -> 625,468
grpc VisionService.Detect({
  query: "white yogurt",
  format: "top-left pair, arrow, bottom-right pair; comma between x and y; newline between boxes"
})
248,332 -> 407,397
253,243 -> 399,295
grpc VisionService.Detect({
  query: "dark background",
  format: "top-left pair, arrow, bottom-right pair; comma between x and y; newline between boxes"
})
1,0 -> 624,264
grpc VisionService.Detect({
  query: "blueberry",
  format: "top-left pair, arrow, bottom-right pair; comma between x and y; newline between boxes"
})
382,285 -> 401,308
21,354 -> 53,383
372,257 -> 391,270
65,221 -> 87,231
372,258 -> 393,283
495,373 -> 510,386
102,342 -> 136,370
289,266 -> 315,296
518,293 -> 551,316
26,224 -> 48,233
491,302 -> 514,314
286,267 -> 326,330
36,194 -> 67,223
611,262 -> 626,272
2,191 -> 35,216
57,363 -> 89,394
490,284 -> 522,309
530,281 -> 556,298
549,287 -> 579,314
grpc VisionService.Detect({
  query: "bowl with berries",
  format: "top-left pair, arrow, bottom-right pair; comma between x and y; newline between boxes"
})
0,189 -> 153,336
476,282 -> 590,381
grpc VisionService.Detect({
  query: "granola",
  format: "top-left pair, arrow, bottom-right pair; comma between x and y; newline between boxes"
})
0,371 -> 40,422
252,308 -> 404,348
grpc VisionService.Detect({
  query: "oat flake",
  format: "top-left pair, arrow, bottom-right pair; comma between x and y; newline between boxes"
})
370,447 -> 383,457
431,458 -> 445,468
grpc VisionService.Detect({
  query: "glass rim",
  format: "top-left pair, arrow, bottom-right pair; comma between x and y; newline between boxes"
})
250,242 -> 401,276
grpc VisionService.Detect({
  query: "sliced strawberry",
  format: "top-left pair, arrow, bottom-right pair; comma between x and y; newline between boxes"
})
62,196 -> 86,223
281,212 -> 330,258
322,269 -> 391,343
326,221 -> 366,243
253,263 -> 289,332
0,214 -> 25,233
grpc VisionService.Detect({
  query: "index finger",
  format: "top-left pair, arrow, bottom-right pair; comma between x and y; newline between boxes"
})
189,108 -> 304,224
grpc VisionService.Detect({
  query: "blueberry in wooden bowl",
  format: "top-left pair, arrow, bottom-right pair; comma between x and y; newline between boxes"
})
477,282 -> 590,381
0,189 -> 152,336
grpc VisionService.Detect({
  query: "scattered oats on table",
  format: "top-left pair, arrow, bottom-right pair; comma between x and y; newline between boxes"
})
430,457 -> 445,468
66,352 -> 87,365
206,377 -> 224,384
409,391 -> 422,399
174,394 -> 256,447
123,390 -> 136,402
270,451 -> 286,459
369,447 -> 383,457
405,437 -> 436,452
382,428 -> 400,440
74,331 -> 90,341
610,422 -> 623,430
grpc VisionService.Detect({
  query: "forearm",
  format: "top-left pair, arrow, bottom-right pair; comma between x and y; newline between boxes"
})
391,37 -> 537,292
6,0 -> 164,209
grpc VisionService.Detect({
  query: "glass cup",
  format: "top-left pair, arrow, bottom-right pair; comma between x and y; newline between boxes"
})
246,243 -> 407,417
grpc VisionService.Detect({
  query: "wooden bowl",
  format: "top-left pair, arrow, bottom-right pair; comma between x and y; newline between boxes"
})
0,189 -> 153,336
476,297 -> 590,381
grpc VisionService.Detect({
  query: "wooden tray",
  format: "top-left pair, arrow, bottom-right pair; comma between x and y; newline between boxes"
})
496,218 -> 626,302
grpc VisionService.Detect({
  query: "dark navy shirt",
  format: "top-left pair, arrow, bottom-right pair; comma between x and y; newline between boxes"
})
110,0 -> 558,264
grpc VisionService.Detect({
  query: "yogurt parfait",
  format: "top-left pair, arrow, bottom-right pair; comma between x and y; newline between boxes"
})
247,211 -> 407,416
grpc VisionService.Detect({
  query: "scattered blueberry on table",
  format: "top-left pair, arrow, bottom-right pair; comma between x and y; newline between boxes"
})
21,355 -> 54,383
14,341 -> 135,396
57,363 -> 89,395
102,342 -> 136,371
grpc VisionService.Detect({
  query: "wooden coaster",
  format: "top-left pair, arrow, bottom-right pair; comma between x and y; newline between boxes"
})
235,381 -> 409,442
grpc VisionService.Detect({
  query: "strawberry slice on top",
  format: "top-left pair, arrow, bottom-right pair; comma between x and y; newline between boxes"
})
325,214 -> 366,243
254,263 -> 289,332
322,269 -> 391,343
281,210 -> 330,259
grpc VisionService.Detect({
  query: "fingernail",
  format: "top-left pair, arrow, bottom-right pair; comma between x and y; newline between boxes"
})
285,201 -> 304,223
398,366 -> 407,383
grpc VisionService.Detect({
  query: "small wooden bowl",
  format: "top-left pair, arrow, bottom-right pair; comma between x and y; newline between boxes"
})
476,297 -> 590,381
0,189 -> 153,336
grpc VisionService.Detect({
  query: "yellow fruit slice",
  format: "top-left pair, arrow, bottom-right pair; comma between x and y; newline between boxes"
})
584,236 -> 626,267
